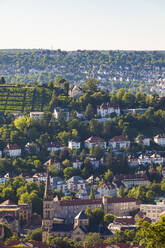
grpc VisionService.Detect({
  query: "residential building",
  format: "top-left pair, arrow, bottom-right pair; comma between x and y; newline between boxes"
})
47,141 -> 64,152
154,134 -> 165,146
30,112 -> 44,120
68,140 -> 81,150
84,136 -> 107,149
97,103 -> 120,118
54,107 -> 69,119
25,142 -> 40,154
44,158 -> 62,170
97,183 -> 117,197
69,85 -> 84,99
135,136 -> 151,146
33,172 -> 47,183
114,174 -> 150,188
140,201 -> 165,222
72,159 -> 83,169
66,176 -> 87,192
4,144 -> 21,157
109,136 -> 130,150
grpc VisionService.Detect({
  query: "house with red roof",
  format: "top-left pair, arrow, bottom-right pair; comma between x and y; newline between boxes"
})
4,144 -> 21,157
84,136 -> 107,149
109,136 -> 130,150
97,102 -> 120,118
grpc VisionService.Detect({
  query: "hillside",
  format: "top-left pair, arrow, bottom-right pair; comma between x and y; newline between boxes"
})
0,49 -> 165,93
0,86 -> 52,113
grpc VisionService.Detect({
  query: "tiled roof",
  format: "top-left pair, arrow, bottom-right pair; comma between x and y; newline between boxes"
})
154,134 -> 165,138
109,136 -> 129,142
59,197 -> 141,206
98,102 -> 119,110
0,200 -> 15,206
85,136 -> 106,143
60,198 -> 102,206
114,174 -> 148,181
6,144 -> 20,150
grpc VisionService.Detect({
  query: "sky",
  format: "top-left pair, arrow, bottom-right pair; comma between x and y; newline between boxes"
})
0,0 -> 165,50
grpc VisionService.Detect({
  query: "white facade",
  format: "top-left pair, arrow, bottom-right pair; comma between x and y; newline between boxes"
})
143,138 -> 151,146
54,107 -> 69,120
97,103 -> 120,118
154,134 -> 165,146
72,160 -> 83,169
97,183 -> 117,197
140,201 -> 165,222
47,142 -> 64,152
68,140 -> 81,150
84,136 -> 107,149
4,144 -> 21,157
30,112 -> 44,120
109,136 -> 130,150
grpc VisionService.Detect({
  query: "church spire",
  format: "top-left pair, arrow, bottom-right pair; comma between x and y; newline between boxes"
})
44,172 -> 53,201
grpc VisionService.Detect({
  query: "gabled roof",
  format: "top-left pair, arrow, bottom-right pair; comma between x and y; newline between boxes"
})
0,200 -> 15,206
51,223 -> 73,232
6,144 -> 21,150
75,210 -> 88,220
85,136 -> 106,143
109,136 -> 130,142
97,102 -> 119,110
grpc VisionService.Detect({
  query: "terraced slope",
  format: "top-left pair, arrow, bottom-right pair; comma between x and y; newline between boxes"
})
0,86 -> 52,113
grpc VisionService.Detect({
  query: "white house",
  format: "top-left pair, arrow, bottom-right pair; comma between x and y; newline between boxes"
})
68,140 -> 81,150
84,136 -> 107,149
47,142 -> 64,152
44,158 -> 62,171
33,172 -> 47,183
69,85 -> 84,99
109,136 -> 130,150
154,134 -> 165,146
66,176 -> 87,192
72,159 -> 83,169
150,153 -> 165,165
30,112 -> 44,120
97,183 -> 117,197
4,144 -> 21,157
114,174 -> 150,188
135,136 -> 151,146
97,103 -> 120,118
54,107 -> 69,120
138,154 -> 152,165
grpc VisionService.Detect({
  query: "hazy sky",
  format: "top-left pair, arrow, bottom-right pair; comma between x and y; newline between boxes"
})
0,0 -> 165,50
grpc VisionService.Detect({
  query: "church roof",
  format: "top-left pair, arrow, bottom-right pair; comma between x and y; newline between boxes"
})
75,210 -> 88,220
51,223 -> 73,232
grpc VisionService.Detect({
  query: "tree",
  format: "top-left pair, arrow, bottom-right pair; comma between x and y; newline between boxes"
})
89,187 -> 95,199
63,167 -> 75,180
85,104 -> 95,119
82,78 -> 98,93
122,92 -> 136,107
135,217 -> 165,248
25,228 -> 42,241
104,214 -> 116,226
104,169 -> 114,183
84,233 -> 102,248
0,77 -> 6,84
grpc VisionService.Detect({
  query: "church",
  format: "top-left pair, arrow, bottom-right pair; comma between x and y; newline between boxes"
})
42,174 -> 141,242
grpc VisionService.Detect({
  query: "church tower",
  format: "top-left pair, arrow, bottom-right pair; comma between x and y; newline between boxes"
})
42,173 -> 54,243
